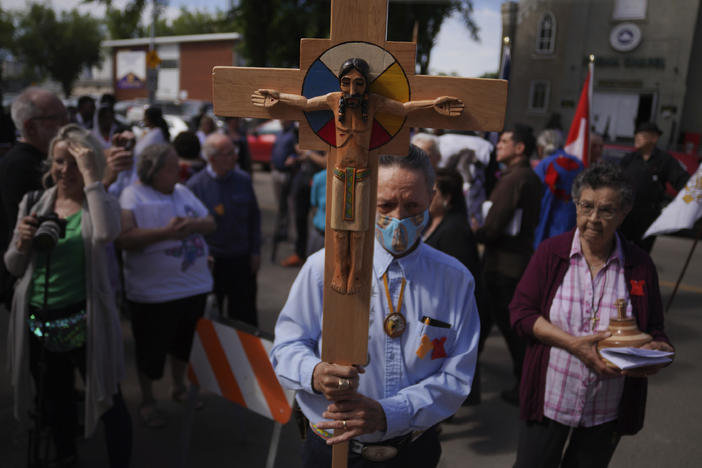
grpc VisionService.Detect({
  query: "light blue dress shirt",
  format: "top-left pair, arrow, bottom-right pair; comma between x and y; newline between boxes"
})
271,238 -> 480,443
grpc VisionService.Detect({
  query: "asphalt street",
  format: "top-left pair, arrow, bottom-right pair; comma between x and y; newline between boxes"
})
1,168 -> 701,467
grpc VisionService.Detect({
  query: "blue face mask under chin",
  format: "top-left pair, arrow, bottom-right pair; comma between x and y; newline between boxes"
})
375,209 -> 429,255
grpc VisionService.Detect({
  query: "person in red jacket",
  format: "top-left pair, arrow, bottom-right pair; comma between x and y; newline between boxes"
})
510,161 -> 673,468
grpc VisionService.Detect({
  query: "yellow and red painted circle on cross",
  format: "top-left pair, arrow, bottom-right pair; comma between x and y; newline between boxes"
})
301,41 -> 410,150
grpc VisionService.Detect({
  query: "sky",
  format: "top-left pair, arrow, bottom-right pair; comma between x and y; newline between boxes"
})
3,0 -> 503,78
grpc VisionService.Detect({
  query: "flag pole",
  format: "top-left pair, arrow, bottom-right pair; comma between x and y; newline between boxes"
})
489,37 -> 511,146
500,36 -> 510,76
665,223 -> 702,313
587,54 -> 594,166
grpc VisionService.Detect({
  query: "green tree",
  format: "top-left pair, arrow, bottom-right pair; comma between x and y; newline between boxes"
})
0,9 -> 13,48
231,0 -> 330,67
167,8 -> 232,36
13,4 -> 103,97
231,0 -> 477,72
102,1 -> 233,39
105,2 -> 146,39
0,9 -> 15,97
387,0 -> 478,75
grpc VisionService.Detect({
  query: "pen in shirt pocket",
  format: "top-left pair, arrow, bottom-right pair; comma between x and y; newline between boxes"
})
420,316 -> 451,329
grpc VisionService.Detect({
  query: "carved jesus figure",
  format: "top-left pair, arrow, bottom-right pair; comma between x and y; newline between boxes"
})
252,58 -> 463,294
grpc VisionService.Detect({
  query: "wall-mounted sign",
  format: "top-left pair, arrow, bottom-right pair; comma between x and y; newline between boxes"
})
593,56 -> 664,69
610,23 -> 642,52
597,80 -> 644,89
116,50 -> 146,89
613,0 -> 647,20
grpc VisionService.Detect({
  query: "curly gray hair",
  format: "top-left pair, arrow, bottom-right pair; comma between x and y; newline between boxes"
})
137,143 -> 173,186
571,160 -> 634,209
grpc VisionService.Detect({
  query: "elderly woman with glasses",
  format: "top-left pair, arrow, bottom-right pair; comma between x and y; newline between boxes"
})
117,143 -> 214,428
509,161 -> 674,468
5,124 -> 131,467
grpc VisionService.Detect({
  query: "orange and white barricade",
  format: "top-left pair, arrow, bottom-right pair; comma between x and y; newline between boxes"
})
182,318 -> 295,467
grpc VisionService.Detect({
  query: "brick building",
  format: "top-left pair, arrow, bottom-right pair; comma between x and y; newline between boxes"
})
100,33 -> 241,102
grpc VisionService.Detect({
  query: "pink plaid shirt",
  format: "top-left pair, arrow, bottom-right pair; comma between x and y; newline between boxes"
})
543,229 -> 631,427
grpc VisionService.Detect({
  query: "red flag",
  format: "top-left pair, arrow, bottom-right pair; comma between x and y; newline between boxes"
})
565,60 -> 593,166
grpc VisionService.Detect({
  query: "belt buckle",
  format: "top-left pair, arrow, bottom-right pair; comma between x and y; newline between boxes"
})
361,445 -> 398,462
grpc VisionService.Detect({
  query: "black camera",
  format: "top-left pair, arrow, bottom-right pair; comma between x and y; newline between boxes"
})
33,213 -> 67,251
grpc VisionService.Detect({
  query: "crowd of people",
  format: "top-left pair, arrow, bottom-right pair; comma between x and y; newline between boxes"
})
0,86 -> 262,467
0,83 -> 684,468
269,102 -> 682,466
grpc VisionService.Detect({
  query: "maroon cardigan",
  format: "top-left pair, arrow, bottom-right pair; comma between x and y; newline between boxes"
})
510,229 -> 670,435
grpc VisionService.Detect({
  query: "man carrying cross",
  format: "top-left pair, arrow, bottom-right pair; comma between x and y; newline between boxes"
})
252,58 -> 463,295
271,146 -> 480,467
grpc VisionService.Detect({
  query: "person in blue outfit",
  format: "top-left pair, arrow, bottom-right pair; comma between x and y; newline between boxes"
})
307,153 -> 328,256
270,121 -> 299,249
187,133 -> 262,327
271,145 -> 480,468
533,129 -> 584,249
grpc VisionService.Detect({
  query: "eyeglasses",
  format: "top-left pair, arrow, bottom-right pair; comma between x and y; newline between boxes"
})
214,149 -> 237,158
575,201 -> 618,220
31,112 -> 68,122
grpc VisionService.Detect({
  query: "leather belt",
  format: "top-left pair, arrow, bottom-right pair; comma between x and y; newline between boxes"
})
309,421 -> 434,462
348,430 -> 423,462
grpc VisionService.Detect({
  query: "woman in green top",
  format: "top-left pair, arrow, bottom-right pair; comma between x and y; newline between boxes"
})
4,124 -> 131,467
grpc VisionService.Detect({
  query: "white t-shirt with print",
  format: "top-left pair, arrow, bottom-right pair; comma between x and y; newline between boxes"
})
120,183 -> 213,303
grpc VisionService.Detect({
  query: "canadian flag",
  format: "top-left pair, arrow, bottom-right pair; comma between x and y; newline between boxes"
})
564,59 -> 594,166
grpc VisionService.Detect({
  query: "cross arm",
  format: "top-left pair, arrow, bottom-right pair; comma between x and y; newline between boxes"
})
404,76 -> 508,132
212,66 -> 304,119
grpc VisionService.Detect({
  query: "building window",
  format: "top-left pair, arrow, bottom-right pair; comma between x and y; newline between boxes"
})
613,0 -> 647,20
536,12 -> 556,54
160,59 -> 179,69
529,81 -> 550,113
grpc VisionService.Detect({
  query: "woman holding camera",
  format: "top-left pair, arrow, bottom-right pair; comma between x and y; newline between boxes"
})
117,143 -> 214,428
4,124 -> 131,467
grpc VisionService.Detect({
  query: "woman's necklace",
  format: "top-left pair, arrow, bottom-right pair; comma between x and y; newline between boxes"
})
590,268 -> 608,331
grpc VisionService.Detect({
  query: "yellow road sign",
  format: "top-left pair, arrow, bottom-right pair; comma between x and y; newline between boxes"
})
146,49 -> 161,69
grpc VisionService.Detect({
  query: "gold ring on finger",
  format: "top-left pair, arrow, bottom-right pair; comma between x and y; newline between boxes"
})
342,420 -> 347,430
338,378 -> 343,390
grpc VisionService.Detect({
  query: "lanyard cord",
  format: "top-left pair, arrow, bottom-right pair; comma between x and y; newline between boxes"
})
591,265 -> 609,328
383,273 -> 406,316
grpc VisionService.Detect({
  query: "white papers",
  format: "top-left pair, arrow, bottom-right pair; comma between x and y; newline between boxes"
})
482,201 -> 523,236
599,347 -> 673,370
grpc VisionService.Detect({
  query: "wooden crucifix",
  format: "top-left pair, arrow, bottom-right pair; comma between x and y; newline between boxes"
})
213,0 -> 506,465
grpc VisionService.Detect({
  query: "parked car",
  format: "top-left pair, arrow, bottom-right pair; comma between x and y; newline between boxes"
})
246,119 -> 282,170
115,99 -> 210,130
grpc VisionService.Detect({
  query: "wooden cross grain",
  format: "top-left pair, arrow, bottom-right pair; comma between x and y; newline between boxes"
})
213,1 -> 506,466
